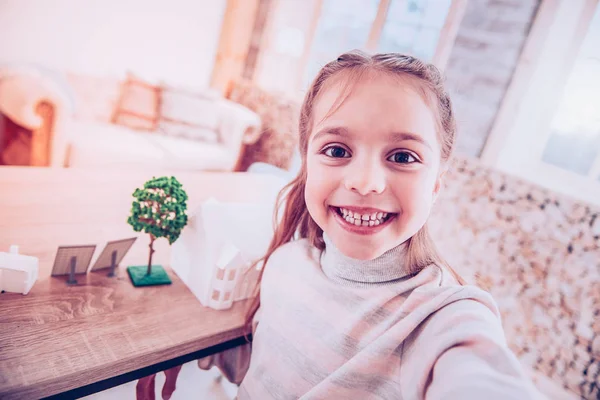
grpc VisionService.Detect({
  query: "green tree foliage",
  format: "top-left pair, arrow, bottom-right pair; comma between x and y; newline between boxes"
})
127,176 -> 188,274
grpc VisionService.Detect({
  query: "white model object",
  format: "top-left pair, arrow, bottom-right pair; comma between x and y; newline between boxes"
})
171,194 -> 280,310
0,245 -> 39,295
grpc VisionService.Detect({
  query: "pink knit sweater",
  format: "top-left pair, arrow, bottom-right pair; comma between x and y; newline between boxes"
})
200,236 -> 543,399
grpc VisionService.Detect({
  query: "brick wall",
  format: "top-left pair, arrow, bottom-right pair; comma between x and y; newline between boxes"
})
445,0 -> 540,157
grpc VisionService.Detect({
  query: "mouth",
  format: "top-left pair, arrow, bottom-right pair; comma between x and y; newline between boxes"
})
329,206 -> 397,233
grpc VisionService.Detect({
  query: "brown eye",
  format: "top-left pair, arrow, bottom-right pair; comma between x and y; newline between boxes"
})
388,151 -> 416,164
324,146 -> 350,158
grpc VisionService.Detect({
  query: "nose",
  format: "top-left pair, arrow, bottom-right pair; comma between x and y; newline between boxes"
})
344,158 -> 386,195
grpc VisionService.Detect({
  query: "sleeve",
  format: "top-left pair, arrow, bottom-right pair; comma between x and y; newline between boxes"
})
421,300 -> 545,400
197,307 -> 260,385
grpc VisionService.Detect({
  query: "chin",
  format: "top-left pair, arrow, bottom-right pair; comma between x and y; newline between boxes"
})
329,231 -> 390,260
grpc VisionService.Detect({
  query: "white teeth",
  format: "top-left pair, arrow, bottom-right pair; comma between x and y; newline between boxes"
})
338,207 -> 393,227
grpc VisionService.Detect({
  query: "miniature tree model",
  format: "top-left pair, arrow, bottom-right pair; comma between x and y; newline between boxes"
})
126,176 -> 188,286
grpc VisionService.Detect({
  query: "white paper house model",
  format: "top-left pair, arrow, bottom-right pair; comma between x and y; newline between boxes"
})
208,242 -> 262,310
0,245 -> 39,295
171,193 -> 281,310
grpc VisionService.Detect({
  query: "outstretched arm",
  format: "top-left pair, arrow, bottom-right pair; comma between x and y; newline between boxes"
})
425,328 -> 544,399
402,297 -> 544,399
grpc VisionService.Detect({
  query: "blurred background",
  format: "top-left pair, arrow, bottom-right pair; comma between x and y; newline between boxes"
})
1,0 -> 599,203
0,0 -> 599,399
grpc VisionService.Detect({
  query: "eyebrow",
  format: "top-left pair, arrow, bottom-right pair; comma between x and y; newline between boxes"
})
312,126 -> 432,150
388,131 -> 432,150
312,126 -> 350,142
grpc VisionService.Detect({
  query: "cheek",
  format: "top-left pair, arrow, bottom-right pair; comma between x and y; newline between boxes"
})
394,172 -> 437,217
304,160 -> 330,218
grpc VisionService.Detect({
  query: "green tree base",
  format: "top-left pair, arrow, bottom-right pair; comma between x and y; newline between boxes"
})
127,265 -> 172,287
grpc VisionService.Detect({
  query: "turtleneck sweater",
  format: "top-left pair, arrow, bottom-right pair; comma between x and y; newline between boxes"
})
199,236 -> 543,399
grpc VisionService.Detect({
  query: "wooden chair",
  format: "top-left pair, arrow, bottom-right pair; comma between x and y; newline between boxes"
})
0,68 -> 72,167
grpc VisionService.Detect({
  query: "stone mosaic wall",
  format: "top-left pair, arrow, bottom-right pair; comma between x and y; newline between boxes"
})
429,156 -> 600,399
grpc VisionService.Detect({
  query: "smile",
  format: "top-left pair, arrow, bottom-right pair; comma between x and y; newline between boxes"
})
330,206 -> 396,234
338,207 -> 391,226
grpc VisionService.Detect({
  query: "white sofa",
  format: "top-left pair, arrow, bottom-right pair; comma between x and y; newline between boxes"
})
65,100 -> 261,171
0,66 -> 261,171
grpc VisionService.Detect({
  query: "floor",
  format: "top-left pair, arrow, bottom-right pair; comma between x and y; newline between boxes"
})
82,362 -> 238,400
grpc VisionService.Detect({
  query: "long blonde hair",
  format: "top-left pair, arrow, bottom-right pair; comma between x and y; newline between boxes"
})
244,50 -> 464,333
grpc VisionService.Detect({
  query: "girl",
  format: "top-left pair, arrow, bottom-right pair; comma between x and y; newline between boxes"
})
199,51 -> 542,399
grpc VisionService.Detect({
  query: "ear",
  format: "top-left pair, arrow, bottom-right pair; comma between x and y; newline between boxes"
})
432,168 -> 447,204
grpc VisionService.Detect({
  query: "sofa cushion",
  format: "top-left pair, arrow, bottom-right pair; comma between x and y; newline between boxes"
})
158,87 -> 221,142
66,120 -> 165,168
148,133 -> 236,171
67,73 -> 121,123
227,80 -> 300,171
156,120 -> 219,143
112,73 -> 160,131
67,120 -> 237,171
160,87 -> 219,128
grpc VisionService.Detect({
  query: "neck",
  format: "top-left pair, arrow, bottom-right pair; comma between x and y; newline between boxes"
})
320,233 -> 411,288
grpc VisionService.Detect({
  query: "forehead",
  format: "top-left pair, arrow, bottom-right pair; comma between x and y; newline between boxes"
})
311,72 -> 439,149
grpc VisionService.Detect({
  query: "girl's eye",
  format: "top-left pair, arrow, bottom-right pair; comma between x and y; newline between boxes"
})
388,151 -> 417,164
323,146 -> 350,158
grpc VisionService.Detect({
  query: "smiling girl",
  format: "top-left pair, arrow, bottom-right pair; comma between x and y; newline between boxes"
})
199,51 -> 542,399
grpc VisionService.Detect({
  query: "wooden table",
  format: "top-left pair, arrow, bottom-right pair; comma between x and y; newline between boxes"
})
0,167 -> 283,399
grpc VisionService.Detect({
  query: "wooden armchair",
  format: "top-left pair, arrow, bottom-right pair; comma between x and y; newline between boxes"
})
0,68 -> 73,167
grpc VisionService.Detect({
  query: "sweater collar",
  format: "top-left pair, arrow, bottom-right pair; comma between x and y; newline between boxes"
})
320,233 -> 411,287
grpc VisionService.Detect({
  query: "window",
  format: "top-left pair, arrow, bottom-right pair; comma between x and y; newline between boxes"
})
304,0 -> 457,87
303,0 -> 380,85
253,0 -> 466,97
541,5 -> 600,179
378,0 -> 452,59
482,0 -> 600,206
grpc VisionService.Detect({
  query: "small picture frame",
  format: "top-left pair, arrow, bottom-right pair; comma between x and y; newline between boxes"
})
51,245 -> 97,285
90,237 -> 137,277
